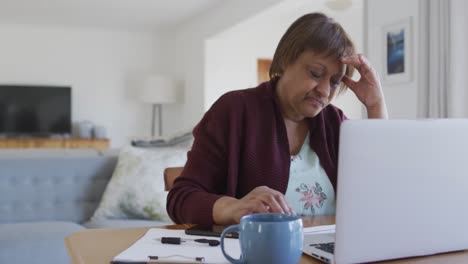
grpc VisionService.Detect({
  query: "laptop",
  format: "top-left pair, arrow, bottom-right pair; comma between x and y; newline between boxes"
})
303,119 -> 468,264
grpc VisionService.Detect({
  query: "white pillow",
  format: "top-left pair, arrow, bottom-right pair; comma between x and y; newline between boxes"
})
92,145 -> 187,222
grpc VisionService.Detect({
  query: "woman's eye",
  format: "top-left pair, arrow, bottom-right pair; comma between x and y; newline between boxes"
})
310,71 -> 322,79
332,81 -> 341,88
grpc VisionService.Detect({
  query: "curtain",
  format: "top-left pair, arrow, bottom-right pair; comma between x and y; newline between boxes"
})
448,0 -> 468,117
420,0 -> 468,118
419,0 -> 450,118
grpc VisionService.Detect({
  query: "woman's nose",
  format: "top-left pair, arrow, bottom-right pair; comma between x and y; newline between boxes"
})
316,81 -> 330,98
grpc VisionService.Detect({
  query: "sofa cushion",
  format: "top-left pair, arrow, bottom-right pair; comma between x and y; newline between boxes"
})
92,145 -> 186,222
83,219 -> 171,229
0,153 -> 118,224
0,221 -> 85,264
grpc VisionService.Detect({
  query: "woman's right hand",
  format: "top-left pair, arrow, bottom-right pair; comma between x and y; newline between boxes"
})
212,186 -> 295,225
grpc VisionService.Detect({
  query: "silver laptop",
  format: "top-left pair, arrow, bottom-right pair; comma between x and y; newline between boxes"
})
304,119 -> 468,264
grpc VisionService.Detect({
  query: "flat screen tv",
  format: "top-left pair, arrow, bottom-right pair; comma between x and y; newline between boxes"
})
0,85 -> 71,137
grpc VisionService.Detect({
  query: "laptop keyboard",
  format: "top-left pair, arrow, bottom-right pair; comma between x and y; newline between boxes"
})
310,242 -> 335,254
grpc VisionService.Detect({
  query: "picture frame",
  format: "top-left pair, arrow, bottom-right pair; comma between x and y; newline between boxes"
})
382,17 -> 413,84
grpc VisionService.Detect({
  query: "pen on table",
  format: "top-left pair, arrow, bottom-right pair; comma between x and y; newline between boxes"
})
157,236 -> 220,246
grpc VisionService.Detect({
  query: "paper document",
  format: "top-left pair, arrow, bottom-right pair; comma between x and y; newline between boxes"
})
303,224 -> 336,235
112,228 -> 240,264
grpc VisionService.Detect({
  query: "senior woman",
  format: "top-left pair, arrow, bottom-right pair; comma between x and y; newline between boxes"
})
167,12 -> 387,225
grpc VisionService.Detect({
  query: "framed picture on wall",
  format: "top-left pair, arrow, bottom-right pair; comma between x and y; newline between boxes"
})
382,17 -> 413,84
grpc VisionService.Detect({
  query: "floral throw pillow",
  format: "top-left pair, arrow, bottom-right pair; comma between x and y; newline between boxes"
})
92,145 -> 187,222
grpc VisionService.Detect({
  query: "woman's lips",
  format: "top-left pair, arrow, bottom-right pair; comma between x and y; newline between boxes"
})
306,97 -> 324,107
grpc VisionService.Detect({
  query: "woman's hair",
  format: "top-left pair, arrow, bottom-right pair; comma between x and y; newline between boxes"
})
270,13 -> 355,93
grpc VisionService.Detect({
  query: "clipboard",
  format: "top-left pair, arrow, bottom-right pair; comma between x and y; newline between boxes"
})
111,228 -> 240,264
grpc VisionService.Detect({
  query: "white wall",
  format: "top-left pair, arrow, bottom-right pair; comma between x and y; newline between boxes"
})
0,25 -> 169,147
0,1 -> 287,148
205,0 -> 364,119
365,0 -> 420,119
165,0 -> 285,136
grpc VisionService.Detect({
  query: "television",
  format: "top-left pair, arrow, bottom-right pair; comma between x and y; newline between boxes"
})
0,85 -> 71,137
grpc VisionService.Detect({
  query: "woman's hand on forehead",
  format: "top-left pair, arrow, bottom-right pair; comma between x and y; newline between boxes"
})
339,54 -> 385,109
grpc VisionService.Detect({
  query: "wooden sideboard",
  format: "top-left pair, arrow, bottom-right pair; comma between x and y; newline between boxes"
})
0,138 -> 110,150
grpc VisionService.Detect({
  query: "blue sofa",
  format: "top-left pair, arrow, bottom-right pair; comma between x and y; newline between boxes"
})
0,149 -> 168,264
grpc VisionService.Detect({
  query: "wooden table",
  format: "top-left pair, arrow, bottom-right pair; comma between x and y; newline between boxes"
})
65,216 -> 468,264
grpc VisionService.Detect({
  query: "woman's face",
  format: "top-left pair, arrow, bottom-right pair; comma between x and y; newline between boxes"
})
276,50 -> 346,120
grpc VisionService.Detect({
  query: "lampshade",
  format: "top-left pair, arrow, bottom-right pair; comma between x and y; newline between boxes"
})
325,0 -> 352,11
139,75 -> 178,104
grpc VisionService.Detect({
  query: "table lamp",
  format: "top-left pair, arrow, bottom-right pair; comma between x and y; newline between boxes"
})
325,0 -> 352,11
139,75 -> 178,137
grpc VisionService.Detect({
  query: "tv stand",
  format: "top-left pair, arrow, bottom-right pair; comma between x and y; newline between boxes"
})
0,138 -> 109,150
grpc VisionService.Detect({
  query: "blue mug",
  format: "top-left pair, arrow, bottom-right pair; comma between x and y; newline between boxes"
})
220,213 -> 303,264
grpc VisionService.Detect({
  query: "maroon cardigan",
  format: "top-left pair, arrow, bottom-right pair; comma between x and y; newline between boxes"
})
166,79 -> 346,224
